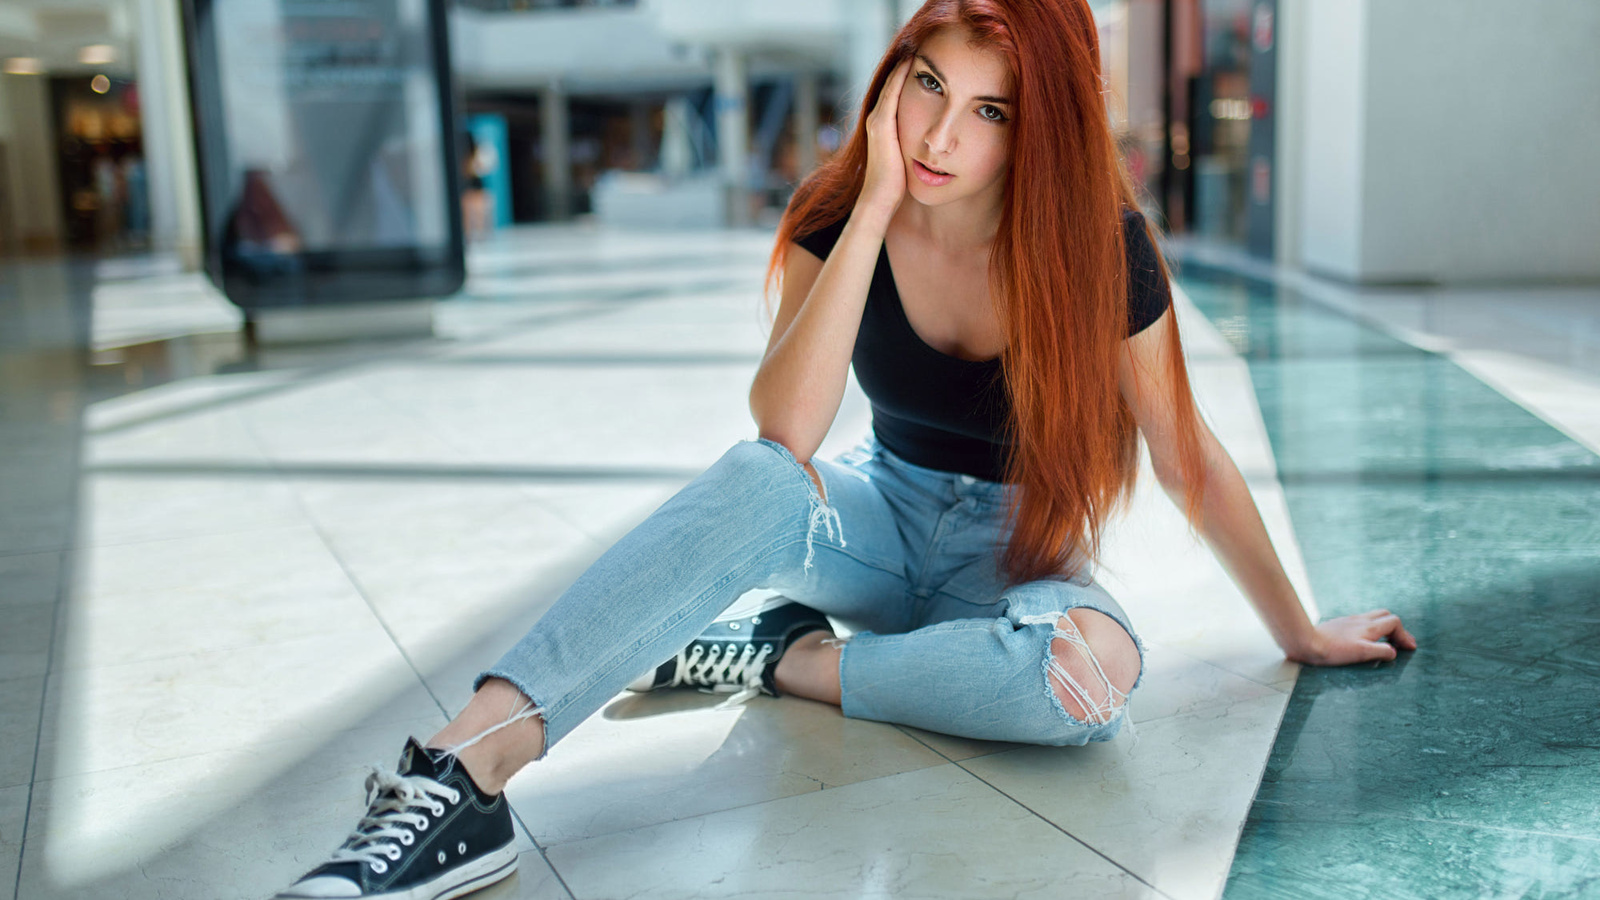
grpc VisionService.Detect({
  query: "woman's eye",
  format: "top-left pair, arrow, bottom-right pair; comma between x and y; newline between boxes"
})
978,105 -> 1008,123
917,73 -> 941,93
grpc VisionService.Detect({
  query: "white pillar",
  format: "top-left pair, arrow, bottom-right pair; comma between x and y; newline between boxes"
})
1273,0 -> 1306,270
135,0 -> 202,267
794,71 -> 819,180
713,47 -> 750,226
541,82 -> 571,220
660,95 -> 693,180
846,0 -> 896,124
0,75 -> 66,252
629,101 -> 653,171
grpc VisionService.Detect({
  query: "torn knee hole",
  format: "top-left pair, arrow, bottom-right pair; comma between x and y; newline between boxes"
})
1046,610 -> 1140,726
799,462 -> 844,572
800,461 -> 827,502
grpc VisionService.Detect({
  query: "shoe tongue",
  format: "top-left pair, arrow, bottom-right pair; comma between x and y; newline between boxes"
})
396,737 -> 441,778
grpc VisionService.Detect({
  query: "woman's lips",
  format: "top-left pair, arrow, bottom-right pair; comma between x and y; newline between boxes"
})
912,159 -> 954,186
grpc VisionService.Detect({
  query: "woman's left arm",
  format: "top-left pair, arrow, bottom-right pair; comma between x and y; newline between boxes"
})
1117,309 -> 1417,666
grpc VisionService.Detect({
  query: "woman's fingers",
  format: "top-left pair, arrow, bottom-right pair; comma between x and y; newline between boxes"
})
1363,639 -> 1400,662
1355,611 -> 1417,660
1375,615 -> 1418,650
882,57 -> 912,115
1394,621 -> 1418,650
869,59 -> 910,132
860,58 -> 912,218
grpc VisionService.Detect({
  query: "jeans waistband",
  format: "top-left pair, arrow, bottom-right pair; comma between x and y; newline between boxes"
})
856,436 -> 1015,506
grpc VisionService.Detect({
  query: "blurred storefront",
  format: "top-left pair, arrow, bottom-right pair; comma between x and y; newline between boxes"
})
1096,0 -> 1277,258
2,0 -> 1595,285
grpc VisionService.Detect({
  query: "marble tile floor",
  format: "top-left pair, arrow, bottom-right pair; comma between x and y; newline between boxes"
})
1,223 -> 1585,899
1173,268 -> 1600,899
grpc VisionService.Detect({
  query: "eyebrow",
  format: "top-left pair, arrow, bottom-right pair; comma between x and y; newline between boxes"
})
915,53 -> 1013,105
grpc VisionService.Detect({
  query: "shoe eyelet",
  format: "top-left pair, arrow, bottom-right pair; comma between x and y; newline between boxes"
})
450,790 -> 461,805
386,845 -> 402,861
437,851 -> 447,865
399,831 -> 414,846
416,818 -> 429,832
432,803 -> 445,817
458,841 -> 467,855
371,861 -> 387,874
750,616 -> 762,624
728,622 -> 741,630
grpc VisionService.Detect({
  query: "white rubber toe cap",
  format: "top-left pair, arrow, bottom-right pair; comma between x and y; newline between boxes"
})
275,875 -> 362,898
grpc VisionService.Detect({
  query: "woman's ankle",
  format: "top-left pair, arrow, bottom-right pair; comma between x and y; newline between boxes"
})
425,679 -> 547,794
773,630 -> 843,704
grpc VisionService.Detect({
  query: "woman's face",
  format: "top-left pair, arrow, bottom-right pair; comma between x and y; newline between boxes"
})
895,26 -> 1014,215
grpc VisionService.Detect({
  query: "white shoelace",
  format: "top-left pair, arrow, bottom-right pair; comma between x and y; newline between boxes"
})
668,642 -> 774,708
327,769 -> 460,876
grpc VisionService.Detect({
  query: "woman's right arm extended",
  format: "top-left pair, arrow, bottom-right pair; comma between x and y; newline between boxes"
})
749,59 -> 912,465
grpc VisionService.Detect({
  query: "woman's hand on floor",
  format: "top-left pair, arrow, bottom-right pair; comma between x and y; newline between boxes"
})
1290,609 -> 1418,666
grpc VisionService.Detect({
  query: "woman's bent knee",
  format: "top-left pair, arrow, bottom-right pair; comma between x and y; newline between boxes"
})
713,439 -> 820,494
1046,609 -> 1141,727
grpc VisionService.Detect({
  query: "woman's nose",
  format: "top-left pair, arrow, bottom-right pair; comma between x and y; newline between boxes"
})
924,111 -> 958,156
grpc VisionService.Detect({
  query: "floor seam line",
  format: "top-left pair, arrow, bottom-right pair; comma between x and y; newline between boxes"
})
506,806 -> 578,900
12,497 -> 80,900
525,751 -> 948,852
234,411 -> 452,721
955,758 -> 1179,900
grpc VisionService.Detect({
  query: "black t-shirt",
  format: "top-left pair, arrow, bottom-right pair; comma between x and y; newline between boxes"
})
795,208 -> 1170,482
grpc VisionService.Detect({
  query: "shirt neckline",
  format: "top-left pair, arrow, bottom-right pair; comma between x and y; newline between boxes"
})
877,244 -> 1002,367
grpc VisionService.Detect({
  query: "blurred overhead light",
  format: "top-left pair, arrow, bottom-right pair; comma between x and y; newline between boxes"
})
80,44 -> 117,65
91,74 -> 110,93
4,57 -> 44,75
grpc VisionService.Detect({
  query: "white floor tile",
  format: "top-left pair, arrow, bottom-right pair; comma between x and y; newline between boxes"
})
36,630 -> 441,781
0,602 -> 52,682
961,692 -> 1290,900
0,551 -> 61,609
888,724 -> 1022,763
1126,641 -> 1284,724
508,691 -> 946,847
55,526 -> 382,672
15,714 -> 447,899
0,677 -> 44,789
310,493 -> 612,712
74,472 -> 307,548
546,763 -> 1159,900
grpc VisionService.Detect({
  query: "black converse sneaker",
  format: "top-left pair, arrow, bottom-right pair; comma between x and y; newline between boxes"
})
627,595 -> 833,703
276,738 -> 518,900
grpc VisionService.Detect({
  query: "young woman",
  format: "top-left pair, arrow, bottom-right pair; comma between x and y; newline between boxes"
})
278,2 -> 1416,897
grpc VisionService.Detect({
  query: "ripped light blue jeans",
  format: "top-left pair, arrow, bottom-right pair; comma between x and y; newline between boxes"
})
478,436 -> 1144,752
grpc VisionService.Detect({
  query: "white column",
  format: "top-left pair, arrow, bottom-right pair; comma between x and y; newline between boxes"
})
0,75 -> 65,252
660,95 -> 693,180
713,47 -> 749,226
541,82 -> 571,221
1273,0 -> 1306,270
794,71 -> 819,180
845,0 -> 895,124
135,0 -> 202,267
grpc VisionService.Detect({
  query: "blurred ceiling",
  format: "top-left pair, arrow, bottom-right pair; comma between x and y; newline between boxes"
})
0,0 -> 138,77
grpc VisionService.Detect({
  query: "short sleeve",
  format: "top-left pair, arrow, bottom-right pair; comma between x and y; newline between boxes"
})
1123,210 -> 1171,337
794,217 -> 847,261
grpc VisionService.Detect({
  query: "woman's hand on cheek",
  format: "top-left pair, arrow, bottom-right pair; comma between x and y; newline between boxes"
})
1289,609 -> 1418,666
858,58 -> 912,225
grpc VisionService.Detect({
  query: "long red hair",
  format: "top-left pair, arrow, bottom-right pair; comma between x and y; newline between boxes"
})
768,0 -> 1206,585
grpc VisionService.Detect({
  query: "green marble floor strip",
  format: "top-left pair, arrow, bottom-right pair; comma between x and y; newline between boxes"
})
1176,270 -> 1600,900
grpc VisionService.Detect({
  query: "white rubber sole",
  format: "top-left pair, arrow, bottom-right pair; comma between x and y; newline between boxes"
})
430,843 -> 518,900
278,843 -> 518,900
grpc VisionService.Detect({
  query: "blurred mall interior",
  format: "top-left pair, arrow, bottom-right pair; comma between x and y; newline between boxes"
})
0,1 -> 1597,898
